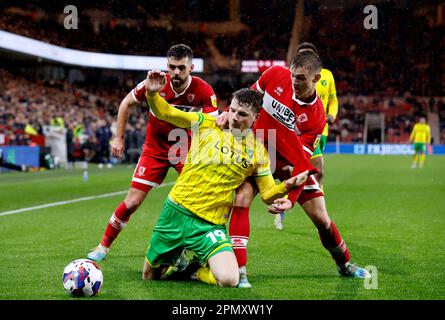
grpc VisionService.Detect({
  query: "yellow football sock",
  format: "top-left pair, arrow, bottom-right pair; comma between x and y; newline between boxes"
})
412,154 -> 419,166
419,153 -> 425,167
195,267 -> 218,286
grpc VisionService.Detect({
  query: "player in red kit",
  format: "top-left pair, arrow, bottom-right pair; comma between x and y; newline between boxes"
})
220,51 -> 370,287
88,44 -> 218,261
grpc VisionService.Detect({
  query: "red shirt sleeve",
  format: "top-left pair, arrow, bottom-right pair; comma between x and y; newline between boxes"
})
131,80 -> 147,102
254,66 -> 278,94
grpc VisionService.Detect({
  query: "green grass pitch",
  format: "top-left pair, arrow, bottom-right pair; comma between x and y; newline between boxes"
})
1,154 -> 444,300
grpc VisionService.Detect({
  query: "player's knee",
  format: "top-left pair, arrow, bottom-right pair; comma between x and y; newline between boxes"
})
125,199 -> 142,212
142,270 -> 150,280
314,215 -> 331,230
125,191 -> 146,211
217,272 -> 239,288
234,189 -> 254,207
305,203 -> 331,230
318,165 -> 325,177
142,263 -> 154,281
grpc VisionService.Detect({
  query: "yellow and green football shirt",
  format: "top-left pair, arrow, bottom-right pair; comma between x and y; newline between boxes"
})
316,68 -> 338,136
410,123 -> 431,144
146,92 -> 289,225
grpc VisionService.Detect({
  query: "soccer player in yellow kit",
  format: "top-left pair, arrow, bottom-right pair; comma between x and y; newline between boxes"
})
409,116 -> 431,168
141,70 -> 308,287
274,42 -> 338,230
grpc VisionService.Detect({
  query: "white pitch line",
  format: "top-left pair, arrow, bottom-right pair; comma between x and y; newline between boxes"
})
0,181 -> 175,217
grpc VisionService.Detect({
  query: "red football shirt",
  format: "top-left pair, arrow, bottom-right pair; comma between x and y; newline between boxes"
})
252,66 -> 325,173
132,74 -> 217,159
253,65 -> 326,205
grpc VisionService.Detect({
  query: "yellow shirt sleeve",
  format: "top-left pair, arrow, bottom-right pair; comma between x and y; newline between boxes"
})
410,124 -> 419,142
327,71 -> 338,118
253,145 -> 288,204
146,92 -> 200,128
409,124 -> 416,142
255,175 -> 288,205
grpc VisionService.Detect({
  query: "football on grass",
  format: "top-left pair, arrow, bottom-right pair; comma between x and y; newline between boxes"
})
62,259 -> 103,297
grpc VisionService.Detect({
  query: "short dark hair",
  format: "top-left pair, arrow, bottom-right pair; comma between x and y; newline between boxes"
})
167,44 -> 193,61
232,88 -> 263,114
296,42 -> 318,55
290,51 -> 322,75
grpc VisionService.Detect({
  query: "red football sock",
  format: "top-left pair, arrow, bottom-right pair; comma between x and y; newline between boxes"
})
229,206 -> 250,268
100,201 -> 134,248
318,221 -> 350,266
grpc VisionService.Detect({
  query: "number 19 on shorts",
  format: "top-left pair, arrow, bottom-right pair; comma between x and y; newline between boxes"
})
205,230 -> 226,244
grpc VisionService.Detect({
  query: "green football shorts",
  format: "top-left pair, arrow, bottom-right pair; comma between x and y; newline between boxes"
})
311,134 -> 328,158
413,143 -> 426,153
145,198 -> 233,268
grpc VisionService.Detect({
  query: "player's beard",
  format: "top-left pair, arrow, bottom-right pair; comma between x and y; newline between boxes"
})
171,76 -> 186,89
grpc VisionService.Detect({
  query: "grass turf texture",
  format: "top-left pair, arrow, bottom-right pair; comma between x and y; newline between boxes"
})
1,155 -> 444,300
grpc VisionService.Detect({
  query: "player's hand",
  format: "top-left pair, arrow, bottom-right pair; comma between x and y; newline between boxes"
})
267,198 -> 292,214
145,70 -> 166,94
326,114 -> 335,125
111,137 -> 125,158
284,170 -> 308,189
216,111 -> 229,129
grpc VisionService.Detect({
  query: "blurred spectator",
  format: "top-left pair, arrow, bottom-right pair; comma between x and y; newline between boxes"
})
95,119 -> 112,167
82,135 -> 99,162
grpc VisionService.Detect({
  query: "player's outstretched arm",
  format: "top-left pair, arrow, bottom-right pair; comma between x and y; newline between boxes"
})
327,75 -> 338,125
408,128 -> 415,143
255,170 -> 308,205
145,70 -> 199,128
112,92 -> 138,158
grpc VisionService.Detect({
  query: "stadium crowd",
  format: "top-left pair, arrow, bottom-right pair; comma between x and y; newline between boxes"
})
0,69 -> 147,164
1,1 -> 443,95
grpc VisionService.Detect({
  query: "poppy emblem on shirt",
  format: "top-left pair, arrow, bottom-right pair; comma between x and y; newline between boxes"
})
187,94 -> 195,103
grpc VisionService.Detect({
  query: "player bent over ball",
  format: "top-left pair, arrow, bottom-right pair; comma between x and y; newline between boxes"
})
141,70 -> 309,287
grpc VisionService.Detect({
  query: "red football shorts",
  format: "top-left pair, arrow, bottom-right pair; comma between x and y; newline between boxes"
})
131,154 -> 184,192
272,154 -> 324,206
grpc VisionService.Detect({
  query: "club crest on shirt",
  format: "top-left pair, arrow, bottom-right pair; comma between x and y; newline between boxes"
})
187,94 -> 195,103
160,92 -> 166,97
297,113 -> 308,124
138,166 -> 146,176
